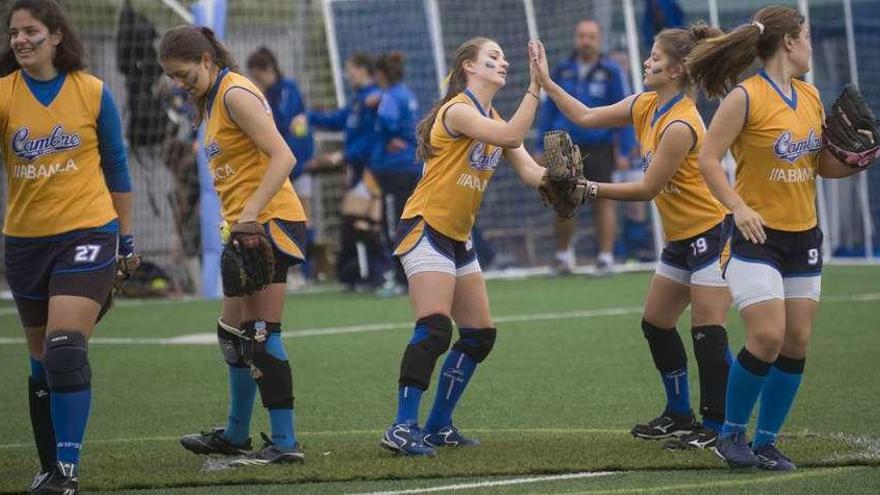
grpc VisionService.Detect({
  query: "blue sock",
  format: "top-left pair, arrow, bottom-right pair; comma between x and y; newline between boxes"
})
754,355 -> 805,448
702,418 -> 723,433
31,357 -> 46,380
661,368 -> 691,416
396,386 -> 423,425
223,366 -> 257,444
263,331 -> 297,449
424,349 -> 478,432
50,389 -> 91,465
721,348 -> 772,438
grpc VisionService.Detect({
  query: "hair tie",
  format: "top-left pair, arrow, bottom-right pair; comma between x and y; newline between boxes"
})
752,21 -> 765,35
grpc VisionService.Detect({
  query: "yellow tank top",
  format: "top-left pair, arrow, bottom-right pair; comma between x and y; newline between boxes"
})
401,90 -> 503,241
731,71 -> 823,231
204,69 -> 305,224
1,70 -> 116,237
631,91 -> 726,241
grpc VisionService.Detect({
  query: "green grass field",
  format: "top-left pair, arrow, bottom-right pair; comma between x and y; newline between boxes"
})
1,266 -> 879,494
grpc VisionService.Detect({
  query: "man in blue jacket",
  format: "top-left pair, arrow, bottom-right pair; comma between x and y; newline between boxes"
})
536,19 -> 636,276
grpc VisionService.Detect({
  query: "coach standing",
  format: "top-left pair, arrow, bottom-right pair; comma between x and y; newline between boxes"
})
536,19 -> 635,275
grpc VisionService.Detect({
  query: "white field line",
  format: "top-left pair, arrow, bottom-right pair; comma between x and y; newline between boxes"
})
351,471 -> 619,495
1,292 -> 878,346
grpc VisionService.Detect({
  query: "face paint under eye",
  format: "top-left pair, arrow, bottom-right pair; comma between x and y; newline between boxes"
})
485,60 -> 497,69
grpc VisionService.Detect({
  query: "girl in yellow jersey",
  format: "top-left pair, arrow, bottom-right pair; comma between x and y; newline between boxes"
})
380,38 -> 549,456
1,1 -> 134,492
689,5 -> 866,470
531,25 -> 735,451
159,26 -> 307,466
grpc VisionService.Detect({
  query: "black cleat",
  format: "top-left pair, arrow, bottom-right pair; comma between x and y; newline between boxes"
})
631,411 -> 697,440
663,424 -> 718,450
33,462 -> 78,495
230,433 -> 304,466
753,442 -> 796,471
180,427 -> 252,455
29,468 -> 53,493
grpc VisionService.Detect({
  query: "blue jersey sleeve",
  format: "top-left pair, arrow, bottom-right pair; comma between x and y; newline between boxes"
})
377,93 -> 403,136
97,86 -> 132,193
308,106 -> 349,130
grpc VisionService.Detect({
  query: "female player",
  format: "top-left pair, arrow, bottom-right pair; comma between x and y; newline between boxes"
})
160,25 -> 308,466
689,5 -> 867,470
1,0 -> 134,492
530,24 -> 733,450
380,37 -> 548,456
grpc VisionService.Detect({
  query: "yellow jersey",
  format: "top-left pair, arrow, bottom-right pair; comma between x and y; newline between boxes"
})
1,70 -> 117,237
400,90 -> 503,241
631,91 -> 726,241
204,69 -> 305,224
731,71 -> 823,231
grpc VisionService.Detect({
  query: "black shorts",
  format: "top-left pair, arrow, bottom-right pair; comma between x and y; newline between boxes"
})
662,216 -> 733,272
725,225 -> 823,277
577,143 -> 615,183
264,218 -> 307,283
5,227 -> 117,327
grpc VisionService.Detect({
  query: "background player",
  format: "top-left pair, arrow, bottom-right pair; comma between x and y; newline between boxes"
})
1,0 -> 134,492
536,19 -> 636,275
380,37 -> 549,456
530,24 -> 733,450
160,25 -> 308,466
689,5 -> 869,470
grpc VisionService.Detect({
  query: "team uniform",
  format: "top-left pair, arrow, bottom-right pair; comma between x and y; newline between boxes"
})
204,68 -> 308,280
392,89 -> 503,278
1,68 -> 131,492
724,70 -> 824,309
630,91 -> 730,287
263,77 -> 314,196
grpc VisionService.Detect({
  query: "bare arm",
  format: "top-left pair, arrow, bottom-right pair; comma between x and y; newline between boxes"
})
597,122 -> 693,201
445,88 -> 540,149
818,149 -> 862,178
503,145 -> 545,189
111,192 -> 133,236
530,40 -> 635,128
699,88 -> 766,243
226,87 -> 297,223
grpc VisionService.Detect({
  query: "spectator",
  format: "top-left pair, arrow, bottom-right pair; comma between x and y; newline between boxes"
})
536,19 -> 636,275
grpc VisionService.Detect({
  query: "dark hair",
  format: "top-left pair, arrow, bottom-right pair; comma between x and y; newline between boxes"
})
246,46 -> 282,79
653,23 -> 722,94
416,37 -> 493,161
686,5 -> 805,98
159,25 -> 238,124
347,52 -> 374,75
376,51 -> 405,85
0,0 -> 86,76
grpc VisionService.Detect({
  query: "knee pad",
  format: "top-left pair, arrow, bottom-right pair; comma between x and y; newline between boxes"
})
691,325 -> 730,422
217,319 -> 248,368
452,327 -> 497,363
246,322 -> 293,409
43,331 -> 91,393
641,319 -> 687,372
399,313 -> 453,390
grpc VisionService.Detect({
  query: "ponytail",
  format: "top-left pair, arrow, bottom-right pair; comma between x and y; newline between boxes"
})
686,5 -> 804,98
653,22 -> 723,95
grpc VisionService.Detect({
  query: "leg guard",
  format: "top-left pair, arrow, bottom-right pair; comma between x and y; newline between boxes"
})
399,314 -> 453,390
43,331 -> 91,393
692,325 -> 731,425
244,321 -> 294,410
642,319 -> 687,372
217,319 -> 249,368
452,327 -> 497,363
28,375 -> 56,470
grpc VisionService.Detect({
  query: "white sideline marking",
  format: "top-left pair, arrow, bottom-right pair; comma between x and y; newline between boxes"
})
1,293 -> 878,346
352,471 -> 619,495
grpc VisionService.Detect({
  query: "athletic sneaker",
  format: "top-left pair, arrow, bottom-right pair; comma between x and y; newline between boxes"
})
380,423 -> 436,457
631,412 -> 697,440
32,462 -> 77,495
180,427 -> 252,455
753,443 -> 796,471
713,430 -> 757,468
663,425 -> 718,450
424,425 -> 480,448
29,468 -> 53,493
230,433 -> 304,466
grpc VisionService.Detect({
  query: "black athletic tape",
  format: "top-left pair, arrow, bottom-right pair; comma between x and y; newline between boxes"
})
774,354 -> 805,374
737,347 -> 772,376
452,327 -> 497,363
642,319 -> 687,372
398,314 -> 453,390
692,325 -> 730,423
43,331 -> 92,393
253,350 -> 294,409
